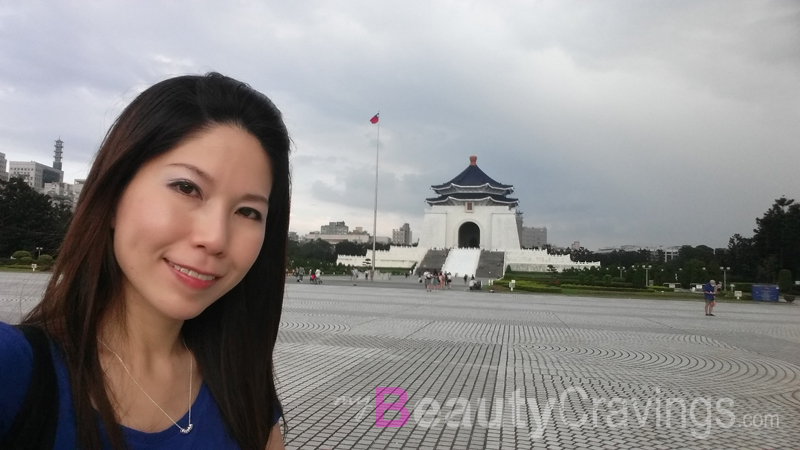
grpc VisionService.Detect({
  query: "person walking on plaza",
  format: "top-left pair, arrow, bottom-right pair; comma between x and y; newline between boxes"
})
351,267 -> 359,285
464,274 -> 468,284
704,279 -> 718,316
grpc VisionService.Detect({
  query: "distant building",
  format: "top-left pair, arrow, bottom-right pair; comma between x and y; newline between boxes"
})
8,139 -> 65,192
570,241 -> 581,250
0,152 -> 8,182
392,223 -> 413,245
9,161 -> 63,192
320,221 -> 349,235
43,182 -> 75,208
304,232 -> 389,245
520,227 -> 547,249
73,179 -> 85,203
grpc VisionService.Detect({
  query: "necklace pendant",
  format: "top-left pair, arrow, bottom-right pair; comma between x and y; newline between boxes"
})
181,423 -> 193,434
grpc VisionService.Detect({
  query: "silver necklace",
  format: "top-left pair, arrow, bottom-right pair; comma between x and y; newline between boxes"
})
99,339 -> 194,434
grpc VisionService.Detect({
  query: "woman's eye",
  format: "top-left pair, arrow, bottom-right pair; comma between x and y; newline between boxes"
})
170,181 -> 200,196
238,207 -> 263,221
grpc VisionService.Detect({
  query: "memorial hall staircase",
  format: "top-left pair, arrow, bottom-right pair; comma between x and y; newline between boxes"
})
417,249 -> 449,274
475,251 -> 506,279
442,248 -> 481,278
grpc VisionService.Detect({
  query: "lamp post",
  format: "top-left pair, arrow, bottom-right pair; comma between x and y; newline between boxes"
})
36,247 -> 43,259
721,266 -> 730,291
643,265 -> 652,287
619,266 -> 623,279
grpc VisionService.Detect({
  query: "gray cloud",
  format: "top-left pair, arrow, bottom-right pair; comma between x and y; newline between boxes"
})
1,0 -> 798,249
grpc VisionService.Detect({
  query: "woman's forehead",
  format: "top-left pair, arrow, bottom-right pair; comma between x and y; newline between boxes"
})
152,125 -> 273,193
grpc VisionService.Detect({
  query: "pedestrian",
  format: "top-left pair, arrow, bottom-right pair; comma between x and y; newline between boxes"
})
704,279 -> 718,316
464,274 -> 468,284
352,267 -> 359,285
0,73 -> 287,448
315,268 -> 322,284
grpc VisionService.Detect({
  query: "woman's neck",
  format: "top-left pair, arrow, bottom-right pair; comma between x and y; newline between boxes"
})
99,296 -> 186,365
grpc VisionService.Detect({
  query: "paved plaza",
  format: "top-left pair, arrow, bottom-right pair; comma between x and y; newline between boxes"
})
2,272 -> 799,449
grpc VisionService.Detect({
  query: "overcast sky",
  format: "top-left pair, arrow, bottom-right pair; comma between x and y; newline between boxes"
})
1,1 -> 798,250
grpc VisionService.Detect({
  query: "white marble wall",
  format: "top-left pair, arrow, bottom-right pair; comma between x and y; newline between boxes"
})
418,204 -> 521,250
337,246 -> 428,269
504,249 -> 601,272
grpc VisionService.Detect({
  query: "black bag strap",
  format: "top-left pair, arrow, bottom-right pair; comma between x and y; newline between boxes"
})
0,325 -> 59,450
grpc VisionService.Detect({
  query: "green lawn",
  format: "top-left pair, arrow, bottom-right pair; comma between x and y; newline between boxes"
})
485,283 -> 761,303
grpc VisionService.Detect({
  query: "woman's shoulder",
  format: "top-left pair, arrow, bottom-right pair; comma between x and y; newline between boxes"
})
0,321 -> 32,369
0,321 -> 34,437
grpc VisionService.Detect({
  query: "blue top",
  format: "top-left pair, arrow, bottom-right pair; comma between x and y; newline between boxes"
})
703,283 -> 716,300
0,322 -> 280,449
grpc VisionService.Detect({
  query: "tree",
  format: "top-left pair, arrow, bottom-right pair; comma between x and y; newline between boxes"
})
0,178 -> 72,257
752,197 -> 800,281
727,234 -> 756,281
335,240 -> 366,257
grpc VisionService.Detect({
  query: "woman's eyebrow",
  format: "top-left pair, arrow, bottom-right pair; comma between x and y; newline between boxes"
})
168,163 -> 213,183
242,193 -> 269,205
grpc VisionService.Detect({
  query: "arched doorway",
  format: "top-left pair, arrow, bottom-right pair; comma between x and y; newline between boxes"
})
458,222 -> 480,248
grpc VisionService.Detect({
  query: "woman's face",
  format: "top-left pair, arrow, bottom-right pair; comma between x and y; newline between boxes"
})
113,124 -> 273,321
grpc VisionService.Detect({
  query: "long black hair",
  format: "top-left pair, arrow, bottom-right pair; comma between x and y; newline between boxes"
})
23,72 -> 290,450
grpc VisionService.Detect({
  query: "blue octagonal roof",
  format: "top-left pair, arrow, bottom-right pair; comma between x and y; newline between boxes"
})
431,156 -> 513,191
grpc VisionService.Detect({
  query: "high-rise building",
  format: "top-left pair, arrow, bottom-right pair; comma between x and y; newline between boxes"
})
392,223 -> 413,245
320,221 -> 349,234
53,138 -> 63,171
0,152 -> 8,182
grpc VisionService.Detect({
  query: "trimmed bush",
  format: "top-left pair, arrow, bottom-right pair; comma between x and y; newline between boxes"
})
12,251 -> 32,260
778,269 -> 792,293
38,254 -> 54,263
647,285 -> 675,292
19,256 -> 33,264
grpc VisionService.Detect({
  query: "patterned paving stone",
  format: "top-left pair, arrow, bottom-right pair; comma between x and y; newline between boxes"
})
3,273 -> 799,448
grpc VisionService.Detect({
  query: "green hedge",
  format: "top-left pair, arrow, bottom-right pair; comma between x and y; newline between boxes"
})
647,285 -> 675,292
559,284 -> 653,293
494,279 -> 562,293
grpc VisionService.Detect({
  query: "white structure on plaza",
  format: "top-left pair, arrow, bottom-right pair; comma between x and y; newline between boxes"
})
419,156 -> 520,250
337,156 -> 599,276
337,246 -> 427,269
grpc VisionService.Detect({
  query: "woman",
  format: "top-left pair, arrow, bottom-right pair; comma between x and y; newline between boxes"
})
0,73 -> 289,449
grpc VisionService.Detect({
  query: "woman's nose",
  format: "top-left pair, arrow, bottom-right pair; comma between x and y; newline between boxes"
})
191,206 -> 229,256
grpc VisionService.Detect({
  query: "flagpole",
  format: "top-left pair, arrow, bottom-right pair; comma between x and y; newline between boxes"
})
371,112 -> 380,274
